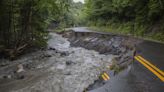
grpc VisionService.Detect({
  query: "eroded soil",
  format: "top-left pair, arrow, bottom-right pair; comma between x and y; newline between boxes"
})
0,33 -> 114,92
0,30 -> 142,92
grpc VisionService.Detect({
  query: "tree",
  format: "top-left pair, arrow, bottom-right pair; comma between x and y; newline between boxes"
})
0,0 -> 70,58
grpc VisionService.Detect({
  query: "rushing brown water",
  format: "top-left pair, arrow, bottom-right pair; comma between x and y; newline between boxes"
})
0,33 -> 114,92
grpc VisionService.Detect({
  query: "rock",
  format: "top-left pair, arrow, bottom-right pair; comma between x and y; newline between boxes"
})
48,47 -> 57,51
56,64 -> 66,71
3,75 -> 9,79
3,75 -> 8,79
66,61 -> 72,66
60,51 -> 69,56
14,64 -> 26,79
120,47 -> 126,53
71,51 -> 75,53
44,54 -> 52,58
64,72 -> 71,75
16,74 -> 25,80
7,75 -> 12,79
17,64 -> 25,73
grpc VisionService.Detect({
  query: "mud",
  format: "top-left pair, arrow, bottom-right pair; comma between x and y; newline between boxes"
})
0,29 -> 142,92
59,31 -> 142,91
62,31 -> 141,69
0,33 -> 115,92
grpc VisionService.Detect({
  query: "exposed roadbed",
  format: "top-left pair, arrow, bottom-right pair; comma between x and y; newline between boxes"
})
0,27 -> 143,92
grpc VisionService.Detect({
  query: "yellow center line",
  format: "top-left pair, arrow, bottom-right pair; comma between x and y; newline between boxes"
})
137,55 -> 164,77
134,56 -> 164,82
102,75 -> 108,81
103,73 -> 110,80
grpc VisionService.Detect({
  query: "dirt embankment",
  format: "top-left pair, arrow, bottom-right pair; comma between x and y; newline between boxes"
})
0,33 -> 115,92
0,31 -> 142,92
61,31 -> 142,72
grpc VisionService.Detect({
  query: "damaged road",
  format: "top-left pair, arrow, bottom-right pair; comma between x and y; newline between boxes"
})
1,27 -> 163,92
0,33 -> 115,92
66,27 -> 164,92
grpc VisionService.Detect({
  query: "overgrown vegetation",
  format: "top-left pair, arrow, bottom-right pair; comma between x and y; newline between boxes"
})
0,0 -> 70,58
1,0 -> 164,58
55,1 -> 84,29
82,0 -> 164,42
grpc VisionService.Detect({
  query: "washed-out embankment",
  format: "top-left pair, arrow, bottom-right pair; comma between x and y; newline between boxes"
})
0,29 -> 142,92
59,30 -> 142,91
60,30 -> 141,71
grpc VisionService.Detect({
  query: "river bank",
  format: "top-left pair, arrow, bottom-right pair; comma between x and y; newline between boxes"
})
0,33 -> 114,92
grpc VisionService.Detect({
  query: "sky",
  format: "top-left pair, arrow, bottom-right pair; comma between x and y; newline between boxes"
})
73,0 -> 84,3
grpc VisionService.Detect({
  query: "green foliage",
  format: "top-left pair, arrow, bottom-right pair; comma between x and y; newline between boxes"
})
0,0 -> 70,58
60,1 -> 84,27
83,0 -> 164,42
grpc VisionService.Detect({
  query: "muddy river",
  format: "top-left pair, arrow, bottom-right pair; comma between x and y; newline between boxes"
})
0,33 -> 115,92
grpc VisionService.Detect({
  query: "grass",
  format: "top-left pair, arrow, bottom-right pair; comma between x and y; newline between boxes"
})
88,26 -> 164,44
53,28 -> 65,32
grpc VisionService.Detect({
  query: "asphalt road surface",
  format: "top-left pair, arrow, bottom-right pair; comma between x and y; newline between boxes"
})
89,40 -> 164,92
71,27 -> 164,92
